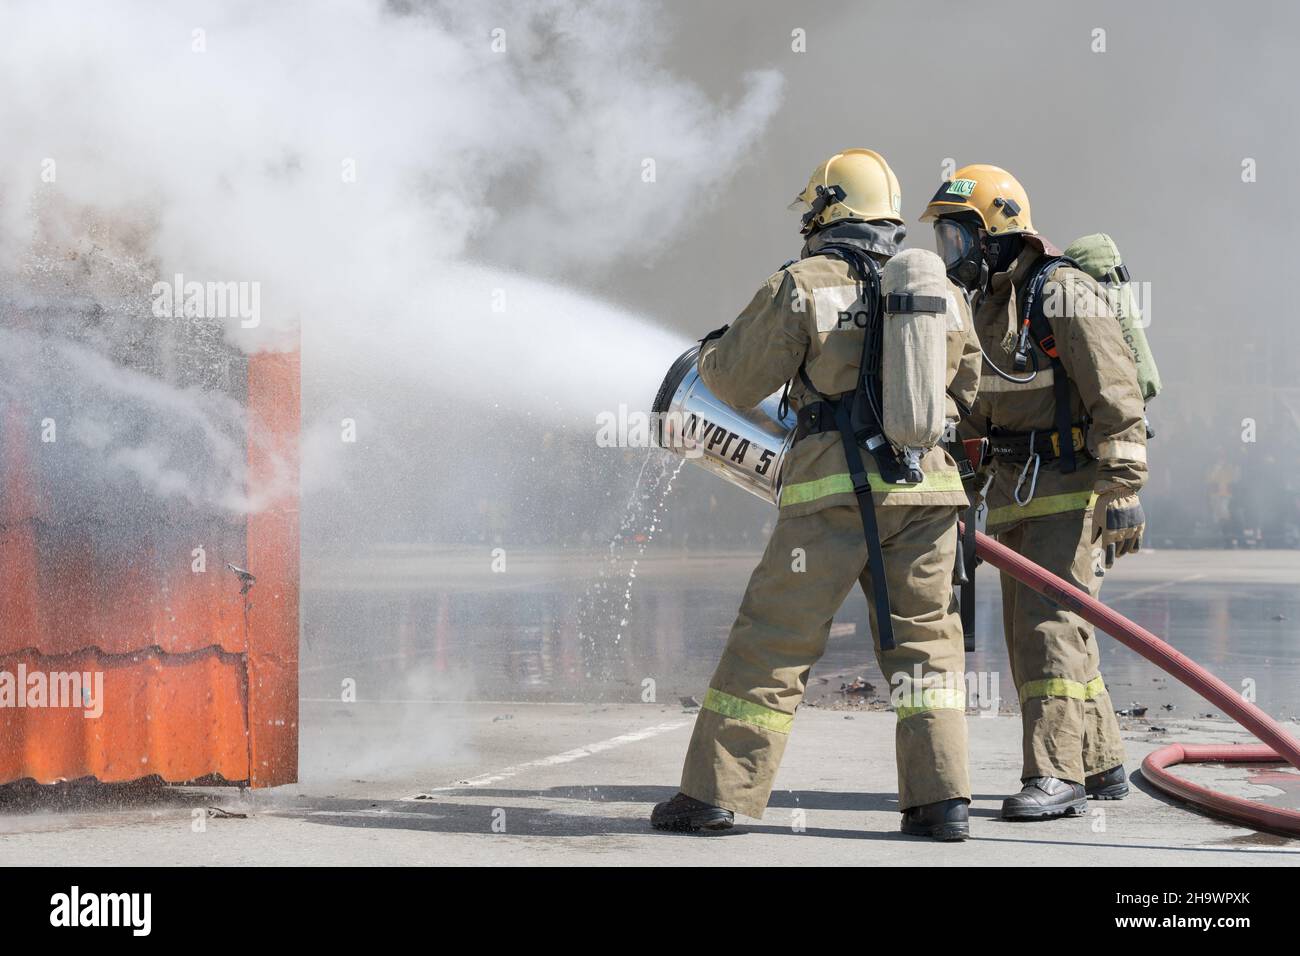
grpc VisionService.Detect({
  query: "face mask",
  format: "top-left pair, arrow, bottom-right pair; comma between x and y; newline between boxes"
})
933,218 -> 985,291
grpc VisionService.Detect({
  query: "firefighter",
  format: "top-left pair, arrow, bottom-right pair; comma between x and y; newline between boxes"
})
920,165 -> 1145,819
651,149 -> 983,840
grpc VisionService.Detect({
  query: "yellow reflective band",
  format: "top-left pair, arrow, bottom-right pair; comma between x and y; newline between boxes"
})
780,470 -> 965,507
1019,675 -> 1107,704
895,686 -> 966,720
702,688 -> 793,734
987,490 -> 1098,526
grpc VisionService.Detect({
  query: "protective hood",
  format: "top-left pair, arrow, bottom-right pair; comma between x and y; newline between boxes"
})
1022,233 -> 1063,258
802,219 -> 906,262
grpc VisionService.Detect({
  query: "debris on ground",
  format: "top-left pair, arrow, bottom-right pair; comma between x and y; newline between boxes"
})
840,677 -> 876,697
1116,704 -> 1148,717
207,807 -> 247,819
680,696 -> 701,710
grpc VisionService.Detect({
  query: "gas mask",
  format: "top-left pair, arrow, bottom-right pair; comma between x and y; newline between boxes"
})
934,216 -> 1025,292
933,217 -> 985,291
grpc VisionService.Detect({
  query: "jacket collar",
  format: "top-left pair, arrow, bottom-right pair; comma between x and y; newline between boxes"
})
989,248 -> 1047,298
801,219 -> 906,262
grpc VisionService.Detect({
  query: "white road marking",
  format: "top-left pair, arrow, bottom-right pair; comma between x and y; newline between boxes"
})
406,719 -> 691,798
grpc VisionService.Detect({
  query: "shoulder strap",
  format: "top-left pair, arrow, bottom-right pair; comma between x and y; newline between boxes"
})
1021,256 -> 1081,473
814,244 -> 886,440
794,244 -> 897,651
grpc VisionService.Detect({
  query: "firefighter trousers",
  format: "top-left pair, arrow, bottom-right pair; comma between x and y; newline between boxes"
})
679,502 -> 970,818
996,508 -> 1126,784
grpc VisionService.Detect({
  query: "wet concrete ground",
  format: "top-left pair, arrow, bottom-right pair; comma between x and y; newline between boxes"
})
2,547 -> 1297,863
0,705 -> 1295,865
300,546 -> 1300,726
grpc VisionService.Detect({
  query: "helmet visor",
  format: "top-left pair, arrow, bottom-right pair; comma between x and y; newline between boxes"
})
933,218 -> 979,272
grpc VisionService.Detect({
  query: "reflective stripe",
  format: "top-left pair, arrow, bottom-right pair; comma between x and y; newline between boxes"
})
895,686 -> 966,720
1019,675 -> 1107,704
1097,439 -> 1148,464
702,688 -> 793,734
987,490 -> 1097,526
979,368 -> 1055,393
780,470 -> 965,507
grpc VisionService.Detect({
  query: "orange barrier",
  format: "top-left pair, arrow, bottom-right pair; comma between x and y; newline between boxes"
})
0,350 -> 299,788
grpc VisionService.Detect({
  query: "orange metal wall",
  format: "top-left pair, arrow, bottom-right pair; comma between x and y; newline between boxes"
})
0,350 -> 299,788
245,350 -> 300,787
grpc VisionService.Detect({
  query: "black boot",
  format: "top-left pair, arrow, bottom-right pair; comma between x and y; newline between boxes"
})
1000,777 -> 1087,820
651,792 -> 734,832
1085,764 -> 1129,800
900,798 -> 970,841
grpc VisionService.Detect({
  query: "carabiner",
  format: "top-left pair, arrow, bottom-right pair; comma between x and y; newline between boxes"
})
1014,431 -> 1040,507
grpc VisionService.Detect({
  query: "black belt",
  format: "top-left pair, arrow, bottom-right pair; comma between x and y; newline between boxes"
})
987,425 -> 1088,464
794,400 -> 839,441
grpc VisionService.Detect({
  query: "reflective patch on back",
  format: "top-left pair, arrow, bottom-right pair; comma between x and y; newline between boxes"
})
811,284 -> 861,334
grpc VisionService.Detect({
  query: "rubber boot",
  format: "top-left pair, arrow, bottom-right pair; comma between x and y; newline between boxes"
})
1000,777 -> 1087,820
651,792 -> 734,832
1085,764 -> 1129,800
900,798 -> 970,841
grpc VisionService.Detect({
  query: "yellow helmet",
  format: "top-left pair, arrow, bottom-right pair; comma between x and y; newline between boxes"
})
918,163 -> 1036,236
789,148 -> 903,234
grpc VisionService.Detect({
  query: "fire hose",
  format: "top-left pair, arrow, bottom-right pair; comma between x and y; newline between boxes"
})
967,523 -> 1300,837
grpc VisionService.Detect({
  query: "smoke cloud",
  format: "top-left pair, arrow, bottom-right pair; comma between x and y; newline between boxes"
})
0,0 -> 782,514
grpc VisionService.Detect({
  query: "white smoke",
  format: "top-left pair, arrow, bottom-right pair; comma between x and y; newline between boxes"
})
0,0 -> 781,510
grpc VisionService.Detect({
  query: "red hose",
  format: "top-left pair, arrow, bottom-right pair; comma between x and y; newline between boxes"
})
966,524 -> 1300,836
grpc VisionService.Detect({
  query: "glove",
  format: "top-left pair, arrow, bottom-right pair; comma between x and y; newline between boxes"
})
1091,484 -> 1145,568
699,324 -> 729,345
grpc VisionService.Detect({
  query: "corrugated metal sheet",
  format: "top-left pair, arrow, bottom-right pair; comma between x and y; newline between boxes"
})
0,348 -> 299,788
0,648 -> 249,784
